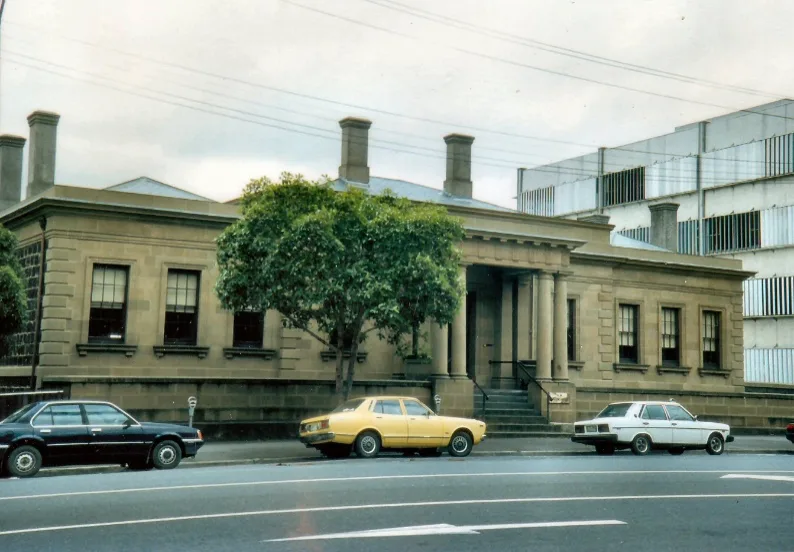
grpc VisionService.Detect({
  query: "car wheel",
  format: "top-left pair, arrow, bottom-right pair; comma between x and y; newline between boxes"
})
152,440 -> 182,470
668,447 -> 685,456
630,434 -> 652,456
7,445 -> 42,478
595,445 -> 615,456
706,433 -> 725,455
354,431 -> 381,458
319,445 -> 350,459
448,431 -> 473,458
418,448 -> 443,457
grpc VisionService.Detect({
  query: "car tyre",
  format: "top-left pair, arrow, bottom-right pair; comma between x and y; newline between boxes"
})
151,440 -> 182,470
448,431 -> 473,458
595,445 -> 615,456
354,431 -> 381,458
319,445 -> 351,459
127,459 -> 154,471
7,445 -> 42,478
705,433 -> 725,455
630,434 -> 652,456
668,447 -> 685,456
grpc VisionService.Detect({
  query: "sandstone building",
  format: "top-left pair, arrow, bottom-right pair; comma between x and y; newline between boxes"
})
1,109 -> 791,436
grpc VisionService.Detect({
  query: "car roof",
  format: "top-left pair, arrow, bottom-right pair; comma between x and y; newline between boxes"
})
607,400 -> 680,406
349,396 -> 424,401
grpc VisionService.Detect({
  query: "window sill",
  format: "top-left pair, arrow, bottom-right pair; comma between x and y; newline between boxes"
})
153,345 -> 210,359
656,365 -> 692,375
698,368 -> 730,378
613,363 -> 650,374
76,343 -> 138,358
223,347 -> 277,360
320,350 -> 368,363
568,361 -> 585,371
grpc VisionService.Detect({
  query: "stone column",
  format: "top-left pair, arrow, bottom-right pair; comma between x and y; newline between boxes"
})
264,310 -> 282,350
516,273 -> 532,361
494,276 -> 514,388
430,322 -> 449,377
553,273 -> 569,381
449,264 -> 468,378
536,271 -> 553,380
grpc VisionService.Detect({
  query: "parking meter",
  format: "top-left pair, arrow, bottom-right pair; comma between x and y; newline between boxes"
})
188,396 -> 198,427
433,394 -> 441,414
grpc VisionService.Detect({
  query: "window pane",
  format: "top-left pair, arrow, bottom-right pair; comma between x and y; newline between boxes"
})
32,407 -> 54,427
233,311 -> 264,348
84,404 -> 130,425
49,405 -> 83,426
166,270 -> 200,313
618,305 -> 638,363
403,400 -> 430,416
702,311 -> 721,368
661,308 -> 680,366
89,265 -> 128,343
665,405 -> 694,421
378,400 -> 403,416
644,405 -> 668,421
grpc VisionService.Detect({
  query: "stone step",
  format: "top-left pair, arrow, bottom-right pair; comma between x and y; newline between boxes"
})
484,407 -> 540,416
485,397 -> 532,406
481,389 -> 526,395
484,415 -> 547,424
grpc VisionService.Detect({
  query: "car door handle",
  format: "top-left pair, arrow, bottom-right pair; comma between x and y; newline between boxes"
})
375,416 -> 384,419
40,429 -> 51,434
91,428 -> 102,432
671,423 -> 678,426
642,422 -> 649,426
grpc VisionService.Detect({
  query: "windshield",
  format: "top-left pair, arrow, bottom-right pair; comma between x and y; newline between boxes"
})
331,398 -> 366,413
2,402 -> 41,424
595,403 -> 632,418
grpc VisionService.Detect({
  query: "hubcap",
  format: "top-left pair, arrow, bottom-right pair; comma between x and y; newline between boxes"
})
451,435 -> 468,453
159,447 -> 176,464
637,438 -> 648,452
710,437 -> 722,452
15,452 -> 35,472
361,436 -> 376,454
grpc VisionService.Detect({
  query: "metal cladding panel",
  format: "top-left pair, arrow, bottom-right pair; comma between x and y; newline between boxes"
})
521,185 -> 555,217
616,226 -> 650,243
646,156 -> 697,198
744,348 -> 794,384
553,178 -> 597,215
743,276 -> 794,317
701,141 -> 765,189
761,205 -> 794,247
678,219 -> 700,255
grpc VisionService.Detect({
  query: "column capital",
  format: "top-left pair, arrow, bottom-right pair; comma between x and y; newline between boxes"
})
553,270 -> 574,279
538,271 -> 554,281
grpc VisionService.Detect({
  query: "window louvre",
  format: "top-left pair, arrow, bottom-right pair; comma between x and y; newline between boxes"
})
617,227 -> 650,243
602,166 -> 645,207
704,211 -> 761,254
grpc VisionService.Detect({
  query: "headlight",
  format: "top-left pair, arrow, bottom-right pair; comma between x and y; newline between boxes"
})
598,424 -> 610,433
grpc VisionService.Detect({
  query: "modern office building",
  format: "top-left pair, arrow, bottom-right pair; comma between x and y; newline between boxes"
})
518,99 -> 794,387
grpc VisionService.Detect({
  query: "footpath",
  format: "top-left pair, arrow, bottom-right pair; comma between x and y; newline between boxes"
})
36,434 -> 792,477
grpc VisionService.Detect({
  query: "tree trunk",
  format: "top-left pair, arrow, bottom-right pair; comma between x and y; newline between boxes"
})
411,323 -> 419,357
334,325 -> 345,397
343,337 -> 359,401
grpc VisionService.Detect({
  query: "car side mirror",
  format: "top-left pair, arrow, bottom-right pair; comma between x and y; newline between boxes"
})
693,415 -> 698,421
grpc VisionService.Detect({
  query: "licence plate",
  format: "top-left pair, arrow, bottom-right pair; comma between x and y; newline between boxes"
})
585,425 -> 597,433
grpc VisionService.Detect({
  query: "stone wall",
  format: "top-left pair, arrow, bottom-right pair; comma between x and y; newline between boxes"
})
42,377 -> 433,440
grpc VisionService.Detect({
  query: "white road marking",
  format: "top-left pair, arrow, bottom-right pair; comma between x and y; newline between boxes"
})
265,520 -> 627,542
722,474 -> 794,483
4,469 -> 794,501
0,493 -> 792,536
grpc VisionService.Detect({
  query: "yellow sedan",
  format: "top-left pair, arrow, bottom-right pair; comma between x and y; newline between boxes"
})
298,396 -> 486,459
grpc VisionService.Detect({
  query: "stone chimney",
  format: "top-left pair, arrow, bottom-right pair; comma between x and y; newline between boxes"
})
27,110 -> 61,198
649,202 -> 679,251
443,133 -> 474,198
0,135 -> 27,211
338,117 -> 372,184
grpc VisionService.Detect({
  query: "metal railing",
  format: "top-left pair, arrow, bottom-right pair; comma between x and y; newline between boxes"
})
0,389 -> 66,421
487,360 -> 552,417
470,376 -> 490,418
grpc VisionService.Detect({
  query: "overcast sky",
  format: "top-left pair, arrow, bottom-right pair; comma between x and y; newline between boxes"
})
1,0 -> 793,208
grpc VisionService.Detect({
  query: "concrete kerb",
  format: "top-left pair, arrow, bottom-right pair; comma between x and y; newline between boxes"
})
23,447 -> 793,478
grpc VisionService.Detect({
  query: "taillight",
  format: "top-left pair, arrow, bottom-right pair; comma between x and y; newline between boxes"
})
787,423 -> 794,431
319,420 -> 330,430
197,430 -> 204,441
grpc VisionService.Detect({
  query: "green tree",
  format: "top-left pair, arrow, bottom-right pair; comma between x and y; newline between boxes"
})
0,225 -> 26,356
215,172 -> 465,399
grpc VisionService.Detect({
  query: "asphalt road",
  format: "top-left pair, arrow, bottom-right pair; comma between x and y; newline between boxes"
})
2,454 -> 794,551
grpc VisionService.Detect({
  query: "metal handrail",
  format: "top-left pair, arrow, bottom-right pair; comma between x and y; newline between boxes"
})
470,376 -> 490,418
516,360 -> 552,417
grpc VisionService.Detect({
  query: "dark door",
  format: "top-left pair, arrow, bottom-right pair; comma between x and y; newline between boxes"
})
31,404 -> 90,466
83,403 -> 146,463
466,291 -> 477,378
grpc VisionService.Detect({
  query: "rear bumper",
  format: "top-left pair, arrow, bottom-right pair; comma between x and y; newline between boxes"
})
183,440 -> 204,457
785,433 -> 793,444
300,432 -> 336,445
571,434 -> 619,446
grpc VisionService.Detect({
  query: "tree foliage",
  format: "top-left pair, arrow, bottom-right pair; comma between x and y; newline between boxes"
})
0,225 -> 26,356
215,172 -> 466,399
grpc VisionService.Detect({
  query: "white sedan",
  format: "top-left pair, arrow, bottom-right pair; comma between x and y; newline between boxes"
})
571,400 -> 734,456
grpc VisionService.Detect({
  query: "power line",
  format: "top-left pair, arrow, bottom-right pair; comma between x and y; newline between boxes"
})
362,0 -> 786,100
282,0 -> 794,124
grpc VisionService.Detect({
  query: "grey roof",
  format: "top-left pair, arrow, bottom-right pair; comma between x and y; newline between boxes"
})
610,232 -> 670,252
331,177 -> 515,213
105,177 -> 213,202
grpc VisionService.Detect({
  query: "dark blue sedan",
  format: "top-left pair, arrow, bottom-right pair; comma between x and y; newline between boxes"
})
0,400 -> 204,477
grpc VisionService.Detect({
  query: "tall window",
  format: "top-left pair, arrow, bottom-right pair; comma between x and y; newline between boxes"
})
702,311 -> 721,369
233,310 -> 264,348
567,299 -> 576,361
704,211 -> 760,254
164,270 -> 200,345
88,265 -> 128,343
661,308 -> 680,366
618,304 -> 639,363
